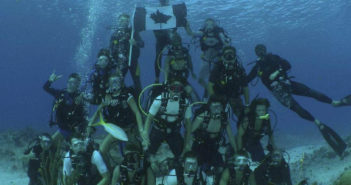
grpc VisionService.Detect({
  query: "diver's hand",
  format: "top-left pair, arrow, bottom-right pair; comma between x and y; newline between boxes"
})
129,38 -> 137,46
49,70 -> 62,82
103,96 -> 118,106
26,150 -> 36,159
269,70 -> 280,81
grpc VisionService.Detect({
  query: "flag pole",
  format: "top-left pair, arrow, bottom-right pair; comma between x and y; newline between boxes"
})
128,5 -> 137,67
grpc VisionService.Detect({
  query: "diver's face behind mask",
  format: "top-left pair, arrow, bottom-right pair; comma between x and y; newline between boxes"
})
96,55 -> 109,69
209,102 -> 223,117
234,156 -> 249,171
108,76 -> 123,93
168,82 -> 183,100
118,16 -> 130,28
204,19 -> 215,31
152,158 -> 171,176
255,104 -> 267,117
67,77 -> 80,94
184,158 -> 198,175
222,50 -> 236,70
71,138 -> 88,154
255,45 -> 267,59
269,151 -> 283,167
39,136 -> 52,150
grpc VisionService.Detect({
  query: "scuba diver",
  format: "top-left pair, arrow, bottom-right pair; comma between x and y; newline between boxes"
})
43,72 -> 88,141
63,136 -> 110,185
253,149 -> 292,185
189,96 -> 236,171
88,73 -> 144,185
156,151 -> 205,185
219,151 -> 255,185
115,145 -> 145,185
208,46 -> 250,117
86,48 -> 117,105
185,18 -> 231,90
110,13 -> 144,94
164,33 -> 199,101
333,94 -> 351,106
236,98 -> 275,162
24,133 -> 54,185
247,44 -> 346,156
142,78 -> 193,185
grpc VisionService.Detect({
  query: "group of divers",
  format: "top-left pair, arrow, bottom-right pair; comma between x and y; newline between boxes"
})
24,1 -> 351,185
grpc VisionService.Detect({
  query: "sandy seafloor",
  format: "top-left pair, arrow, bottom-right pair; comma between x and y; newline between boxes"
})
1,128 -> 350,185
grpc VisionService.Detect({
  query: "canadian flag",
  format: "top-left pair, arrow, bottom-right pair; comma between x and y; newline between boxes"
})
133,3 -> 187,31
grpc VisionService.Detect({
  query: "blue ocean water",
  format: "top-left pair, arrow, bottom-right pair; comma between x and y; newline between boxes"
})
0,0 -> 350,138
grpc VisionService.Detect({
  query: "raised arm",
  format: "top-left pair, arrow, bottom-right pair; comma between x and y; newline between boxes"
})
43,71 -> 63,97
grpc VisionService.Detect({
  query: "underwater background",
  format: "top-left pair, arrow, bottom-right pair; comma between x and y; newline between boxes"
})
1,0 -> 351,139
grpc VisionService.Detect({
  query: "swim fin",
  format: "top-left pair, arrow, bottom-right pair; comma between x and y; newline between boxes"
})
318,123 -> 347,157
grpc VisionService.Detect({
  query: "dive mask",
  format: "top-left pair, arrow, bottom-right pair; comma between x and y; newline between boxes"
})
234,156 -> 249,171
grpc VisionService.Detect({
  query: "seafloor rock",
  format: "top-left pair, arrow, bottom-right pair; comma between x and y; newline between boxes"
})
333,170 -> 351,185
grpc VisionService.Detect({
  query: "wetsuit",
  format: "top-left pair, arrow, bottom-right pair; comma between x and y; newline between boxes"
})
253,160 -> 292,185
167,46 -> 194,83
119,153 -> 144,185
238,113 -> 272,162
63,149 -> 108,185
198,26 -> 229,90
25,142 -> 55,185
153,29 -> 178,81
247,54 -> 333,122
147,92 -> 192,184
43,81 -> 87,138
209,61 -> 248,116
147,92 -> 191,156
192,110 -> 227,168
87,65 -> 117,105
110,27 -> 144,93
200,26 -> 227,54
102,87 -> 140,151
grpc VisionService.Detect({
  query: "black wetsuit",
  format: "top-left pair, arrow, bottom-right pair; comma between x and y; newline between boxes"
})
209,61 -> 248,115
147,92 -> 190,184
25,140 -> 56,185
25,143 -> 43,185
247,54 -> 333,122
192,110 -> 227,168
88,65 -> 117,105
148,93 -> 188,156
69,149 -> 101,185
153,29 -> 175,80
253,160 -> 292,185
110,27 -> 144,93
43,81 -> 87,138
119,153 -> 144,185
238,113 -> 272,162
102,87 -> 140,152
103,87 -> 136,128
167,46 -> 194,83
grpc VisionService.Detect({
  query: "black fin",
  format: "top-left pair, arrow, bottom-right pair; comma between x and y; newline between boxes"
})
319,123 -> 347,157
